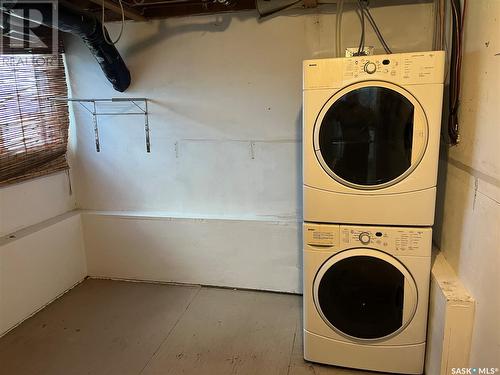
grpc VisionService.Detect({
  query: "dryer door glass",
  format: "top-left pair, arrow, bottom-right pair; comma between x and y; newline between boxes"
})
317,255 -> 405,339
317,86 -> 415,186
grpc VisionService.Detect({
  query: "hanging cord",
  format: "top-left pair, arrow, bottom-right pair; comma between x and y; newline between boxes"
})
102,0 -> 125,45
363,4 -> 392,54
356,0 -> 365,55
448,0 -> 466,145
335,0 -> 344,57
66,169 -> 73,196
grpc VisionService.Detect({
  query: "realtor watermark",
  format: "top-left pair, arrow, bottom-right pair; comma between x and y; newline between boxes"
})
0,53 -> 58,67
452,368 -> 499,375
0,0 -> 59,56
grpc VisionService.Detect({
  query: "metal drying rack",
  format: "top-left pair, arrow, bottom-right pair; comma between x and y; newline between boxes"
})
49,97 -> 150,152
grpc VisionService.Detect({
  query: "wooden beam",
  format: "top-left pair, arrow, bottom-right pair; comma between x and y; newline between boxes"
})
303,0 -> 317,8
141,0 -> 255,19
87,0 -> 147,22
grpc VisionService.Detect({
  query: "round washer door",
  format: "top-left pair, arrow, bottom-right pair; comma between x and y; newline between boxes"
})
313,81 -> 428,190
313,248 -> 418,341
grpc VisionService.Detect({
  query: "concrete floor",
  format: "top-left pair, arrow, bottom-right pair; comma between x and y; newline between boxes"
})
0,279 -> 384,375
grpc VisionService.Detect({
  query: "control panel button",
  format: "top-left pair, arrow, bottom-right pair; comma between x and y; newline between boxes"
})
359,232 -> 371,244
364,62 -> 377,74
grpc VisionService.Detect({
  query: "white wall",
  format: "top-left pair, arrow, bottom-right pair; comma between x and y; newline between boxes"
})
66,4 -> 434,214
64,3 -> 435,291
0,170 -> 80,336
0,172 -> 75,237
0,213 -> 87,336
434,0 -> 500,367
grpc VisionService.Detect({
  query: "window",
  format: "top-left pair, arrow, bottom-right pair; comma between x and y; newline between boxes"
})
0,53 -> 69,186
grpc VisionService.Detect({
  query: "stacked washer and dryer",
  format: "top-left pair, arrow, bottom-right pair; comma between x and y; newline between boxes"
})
302,51 -> 445,374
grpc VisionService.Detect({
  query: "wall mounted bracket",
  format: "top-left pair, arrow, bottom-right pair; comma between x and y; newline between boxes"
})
49,97 -> 150,153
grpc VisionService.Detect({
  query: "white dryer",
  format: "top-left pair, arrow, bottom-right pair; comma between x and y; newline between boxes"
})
303,51 -> 445,226
303,223 -> 431,374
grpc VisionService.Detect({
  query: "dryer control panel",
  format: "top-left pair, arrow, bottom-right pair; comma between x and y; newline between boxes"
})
342,56 -> 399,80
304,223 -> 431,257
303,51 -> 445,89
342,52 -> 445,85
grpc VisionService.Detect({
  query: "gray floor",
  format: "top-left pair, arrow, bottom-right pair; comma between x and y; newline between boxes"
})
0,279 -> 383,375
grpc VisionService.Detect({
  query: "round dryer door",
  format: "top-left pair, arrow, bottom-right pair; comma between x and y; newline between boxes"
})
313,81 -> 428,190
313,249 -> 418,341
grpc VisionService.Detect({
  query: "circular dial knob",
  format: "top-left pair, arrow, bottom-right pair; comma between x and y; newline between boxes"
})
359,232 -> 371,244
364,62 -> 377,74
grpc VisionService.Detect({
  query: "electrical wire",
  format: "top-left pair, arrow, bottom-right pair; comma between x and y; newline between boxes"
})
102,0 -> 125,45
335,0 -> 344,57
433,0 -> 445,50
448,0 -> 466,145
356,0 -> 365,55
363,5 -> 391,54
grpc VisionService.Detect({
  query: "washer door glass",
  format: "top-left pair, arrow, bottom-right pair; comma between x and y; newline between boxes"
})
314,253 -> 416,340
314,83 -> 428,189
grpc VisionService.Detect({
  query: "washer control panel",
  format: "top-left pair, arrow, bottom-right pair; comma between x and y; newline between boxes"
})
342,227 -> 389,247
304,224 -> 432,256
340,225 -> 432,256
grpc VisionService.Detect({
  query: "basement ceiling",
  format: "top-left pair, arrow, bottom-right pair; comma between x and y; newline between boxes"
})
65,0 -> 433,22
66,0 -> 257,21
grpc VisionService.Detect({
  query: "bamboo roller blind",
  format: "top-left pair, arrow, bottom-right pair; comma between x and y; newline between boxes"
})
0,53 -> 70,186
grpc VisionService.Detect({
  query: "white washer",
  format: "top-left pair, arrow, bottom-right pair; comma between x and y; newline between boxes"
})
303,51 -> 445,226
303,223 -> 431,374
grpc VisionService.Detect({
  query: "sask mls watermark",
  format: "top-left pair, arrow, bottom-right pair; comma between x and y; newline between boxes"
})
0,0 -> 59,55
452,368 -> 499,375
